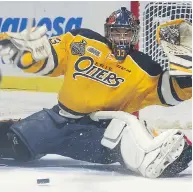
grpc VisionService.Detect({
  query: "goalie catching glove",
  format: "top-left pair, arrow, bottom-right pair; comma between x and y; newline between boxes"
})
156,19 -> 192,76
0,25 -> 51,65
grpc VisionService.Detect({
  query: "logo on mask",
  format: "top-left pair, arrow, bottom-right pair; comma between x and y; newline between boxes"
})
73,56 -> 125,87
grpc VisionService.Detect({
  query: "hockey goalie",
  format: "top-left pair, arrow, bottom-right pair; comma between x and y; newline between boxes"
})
0,7 -> 192,178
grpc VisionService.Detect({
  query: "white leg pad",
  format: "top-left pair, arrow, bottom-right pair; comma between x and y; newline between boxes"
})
101,118 -> 126,149
120,127 -> 185,178
93,111 -> 186,178
120,127 -> 146,170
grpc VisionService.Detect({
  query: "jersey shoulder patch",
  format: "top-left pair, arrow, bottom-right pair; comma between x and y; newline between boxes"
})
69,28 -> 111,47
130,51 -> 163,76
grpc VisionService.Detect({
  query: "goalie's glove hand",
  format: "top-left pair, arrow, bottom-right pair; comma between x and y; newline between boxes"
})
159,24 -> 180,45
0,25 -> 51,65
156,19 -> 192,76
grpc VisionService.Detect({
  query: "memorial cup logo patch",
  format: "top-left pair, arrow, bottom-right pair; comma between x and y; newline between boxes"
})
71,40 -> 87,56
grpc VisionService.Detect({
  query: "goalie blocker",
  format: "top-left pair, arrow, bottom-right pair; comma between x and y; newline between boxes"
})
0,106 -> 192,178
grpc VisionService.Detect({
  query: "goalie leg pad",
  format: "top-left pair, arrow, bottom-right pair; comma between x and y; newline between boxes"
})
121,128 -> 190,178
97,111 -> 191,178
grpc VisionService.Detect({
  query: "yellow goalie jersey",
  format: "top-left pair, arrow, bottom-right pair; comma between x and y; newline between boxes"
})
20,28 -> 192,115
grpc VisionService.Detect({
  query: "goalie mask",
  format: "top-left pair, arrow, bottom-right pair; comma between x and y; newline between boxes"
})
105,7 -> 140,61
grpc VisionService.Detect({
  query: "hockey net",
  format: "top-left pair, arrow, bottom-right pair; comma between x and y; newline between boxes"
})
134,1 -> 192,70
131,1 -> 192,134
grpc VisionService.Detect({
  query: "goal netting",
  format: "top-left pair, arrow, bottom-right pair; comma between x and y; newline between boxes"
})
137,1 -> 192,71
131,1 -> 192,134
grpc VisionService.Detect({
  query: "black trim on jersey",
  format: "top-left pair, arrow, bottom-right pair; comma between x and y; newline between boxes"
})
35,58 -> 48,73
169,77 -> 183,102
16,51 -> 36,69
43,43 -> 58,76
69,28 -> 112,49
17,61 -> 34,69
174,76 -> 192,89
130,51 -> 163,76
58,101 -> 89,116
157,71 -> 173,106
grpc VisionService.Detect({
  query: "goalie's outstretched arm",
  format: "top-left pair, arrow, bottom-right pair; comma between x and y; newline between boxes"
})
157,71 -> 191,106
137,70 -> 191,108
0,26 -> 70,77
134,55 -> 192,109
143,19 -> 192,107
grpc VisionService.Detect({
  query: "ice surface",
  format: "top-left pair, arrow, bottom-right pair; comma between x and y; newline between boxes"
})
0,90 -> 192,192
0,155 -> 192,192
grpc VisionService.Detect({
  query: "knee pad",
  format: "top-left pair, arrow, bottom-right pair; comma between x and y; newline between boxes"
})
0,120 -> 32,161
99,113 -> 153,172
7,131 -> 32,161
0,120 -> 15,148
0,120 -> 17,159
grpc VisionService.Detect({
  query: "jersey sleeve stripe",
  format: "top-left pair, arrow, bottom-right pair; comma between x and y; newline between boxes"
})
43,45 -> 59,76
17,61 -> 35,69
157,71 -> 181,106
17,52 -> 36,69
157,71 -> 169,105
35,58 -> 48,73
169,77 -> 184,102
18,56 -> 47,73
36,44 -> 58,76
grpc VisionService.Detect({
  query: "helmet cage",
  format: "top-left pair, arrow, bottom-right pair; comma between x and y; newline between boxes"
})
104,23 -> 140,47
104,8 -> 140,60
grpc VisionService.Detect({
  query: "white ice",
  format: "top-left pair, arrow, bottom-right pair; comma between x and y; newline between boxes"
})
0,155 -> 192,192
0,90 -> 192,192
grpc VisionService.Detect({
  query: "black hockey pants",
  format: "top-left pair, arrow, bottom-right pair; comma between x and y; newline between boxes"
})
9,105 -> 121,163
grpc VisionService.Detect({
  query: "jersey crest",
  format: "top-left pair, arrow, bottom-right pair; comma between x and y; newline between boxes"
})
73,56 -> 125,87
